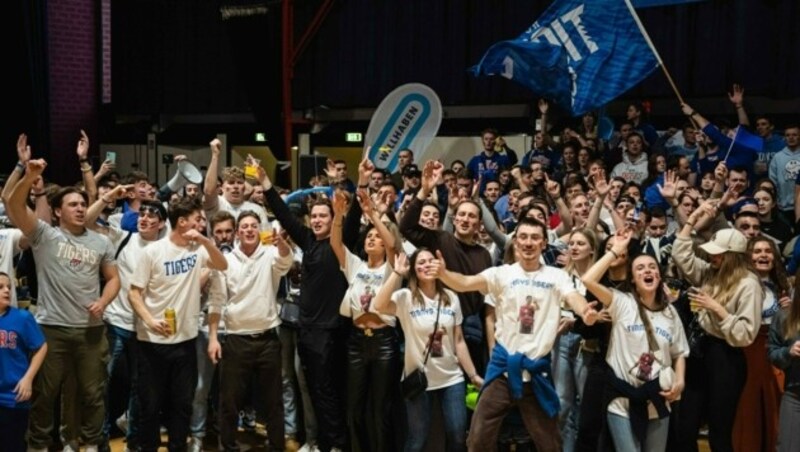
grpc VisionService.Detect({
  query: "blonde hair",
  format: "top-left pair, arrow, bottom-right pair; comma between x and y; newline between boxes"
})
702,252 -> 756,307
564,228 -> 599,276
222,167 -> 245,182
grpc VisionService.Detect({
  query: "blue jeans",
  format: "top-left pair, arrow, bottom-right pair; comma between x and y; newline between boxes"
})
104,324 -> 139,448
190,330 -> 223,438
404,381 -> 466,452
551,330 -> 586,452
607,412 -> 669,452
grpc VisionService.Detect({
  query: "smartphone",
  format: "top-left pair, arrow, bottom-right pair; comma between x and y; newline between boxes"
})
106,151 -> 117,164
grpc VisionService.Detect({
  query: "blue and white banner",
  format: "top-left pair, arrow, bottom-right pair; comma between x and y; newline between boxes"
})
365,83 -> 442,173
632,0 -> 706,8
471,0 -> 659,116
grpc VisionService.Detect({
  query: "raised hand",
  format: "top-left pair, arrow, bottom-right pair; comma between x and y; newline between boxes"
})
593,171 -> 610,197
611,226 -> 634,256
714,161 -> 728,183
76,130 -> 90,160
324,159 -> 338,180
210,138 -> 222,157
428,250 -> 448,278
537,99 -> 549,114
680,103 -> 694,117
657,170 -> 677,200
17,133 -> 31,163
358,155 -> 375,183
356,189 -> 375,219
393,253 -> 410,278
728,84 -> 744,106
544,173 -> 561,199
26,159 -> 47,177
332,189 -> 348,217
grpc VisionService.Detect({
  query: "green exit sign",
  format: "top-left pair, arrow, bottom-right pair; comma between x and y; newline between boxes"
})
255,133 -> 267,142
346,132 -> 363,142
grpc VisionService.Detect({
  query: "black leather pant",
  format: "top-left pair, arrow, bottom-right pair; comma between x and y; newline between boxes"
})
346,326 -> 400,452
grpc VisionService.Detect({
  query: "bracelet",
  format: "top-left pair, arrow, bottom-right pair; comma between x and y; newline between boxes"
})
393,270 -> 403,277
15,162 -> 25,172
81,166 -> 93,172
32,192 -> 47,197
101,197 -> 113,204
79,158 -> 89,163
358,184 -> 369,189
609,249 -> 619,259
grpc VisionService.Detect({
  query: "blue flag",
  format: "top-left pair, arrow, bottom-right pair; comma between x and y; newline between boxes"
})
471,0 -> 659,116
632,0 -> 706,8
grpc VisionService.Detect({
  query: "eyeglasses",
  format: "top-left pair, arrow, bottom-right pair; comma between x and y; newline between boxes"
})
139,206 -> 163,218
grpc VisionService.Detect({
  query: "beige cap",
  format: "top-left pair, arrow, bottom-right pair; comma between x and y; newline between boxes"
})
699,228 -> 747,255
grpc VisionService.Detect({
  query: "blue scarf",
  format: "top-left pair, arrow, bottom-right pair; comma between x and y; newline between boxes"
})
483,343 -> 559,418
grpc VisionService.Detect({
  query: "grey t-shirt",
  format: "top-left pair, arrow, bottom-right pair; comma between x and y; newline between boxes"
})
30,220 -> 116,327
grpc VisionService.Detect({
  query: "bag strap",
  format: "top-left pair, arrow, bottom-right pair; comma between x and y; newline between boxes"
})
421,296 -> 443,368
115,231 -> 134,260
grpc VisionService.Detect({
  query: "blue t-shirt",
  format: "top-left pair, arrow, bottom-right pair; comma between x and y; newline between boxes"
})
467,152 -> 510,191
0,307 -> 45,408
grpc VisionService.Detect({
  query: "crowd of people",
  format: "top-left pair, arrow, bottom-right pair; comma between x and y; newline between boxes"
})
1,87 -> 799,452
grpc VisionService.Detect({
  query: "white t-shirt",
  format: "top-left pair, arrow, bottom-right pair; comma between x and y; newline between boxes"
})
761,282 -> 780,326
104,229 -> 156,331
207,196 -> 270,229
0,228 -> 23,307
339,248 -> 395,327
130,238 -> 211,343
481,263 -> 578,359
606,290 -> 689,418
392,288 -> 464,390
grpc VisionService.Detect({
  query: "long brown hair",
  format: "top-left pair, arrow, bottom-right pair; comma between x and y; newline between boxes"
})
787,269 -> 800,339
702,252 -> 757,307
747,236 -> 790,295
408,248 -> 451,308
626,254 -> 670,312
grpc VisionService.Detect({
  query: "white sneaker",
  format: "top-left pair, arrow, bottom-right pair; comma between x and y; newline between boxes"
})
188,436 -> 203,452
298,444 -> 317,452
116,413 -> 129,434
62,445 -> 78,452
27,448 -> 48,452
85,445 -> 99,452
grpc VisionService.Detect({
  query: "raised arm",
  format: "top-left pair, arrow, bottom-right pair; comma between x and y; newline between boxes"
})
538,99 -> 555,148
330,190 -> 348,268
203,138 -> 222,210
86,184 -> 132,233
728,84 -> 749,127
2,134 -> 31,203
586,171 -> 610,231
6,160 -> 47,237
371,253 -> 408,317
259,166 -> 311,248
183,228 -> 228,271
399,161 -> 443,249
358,189 -> 397,263
429,250 -> 489,294
681,103 -> 710,130
77,130 -> 98,202
582,228 -> 632,306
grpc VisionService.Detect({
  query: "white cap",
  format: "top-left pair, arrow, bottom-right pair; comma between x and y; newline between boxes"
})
699,228 -> 747,255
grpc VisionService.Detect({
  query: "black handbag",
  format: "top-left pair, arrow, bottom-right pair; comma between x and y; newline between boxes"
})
279,279 -> 301,328
402,297 -> 442,400
686,314 -> 707,359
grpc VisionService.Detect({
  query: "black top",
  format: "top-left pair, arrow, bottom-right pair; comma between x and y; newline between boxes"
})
399,197 -> 492,317
265,187 -> 361,328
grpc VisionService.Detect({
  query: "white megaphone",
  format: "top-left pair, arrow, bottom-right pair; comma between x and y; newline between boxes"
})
165,160 -> 203,192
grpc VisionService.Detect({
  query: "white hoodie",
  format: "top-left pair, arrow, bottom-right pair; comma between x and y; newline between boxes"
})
611,151 -> 649,185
